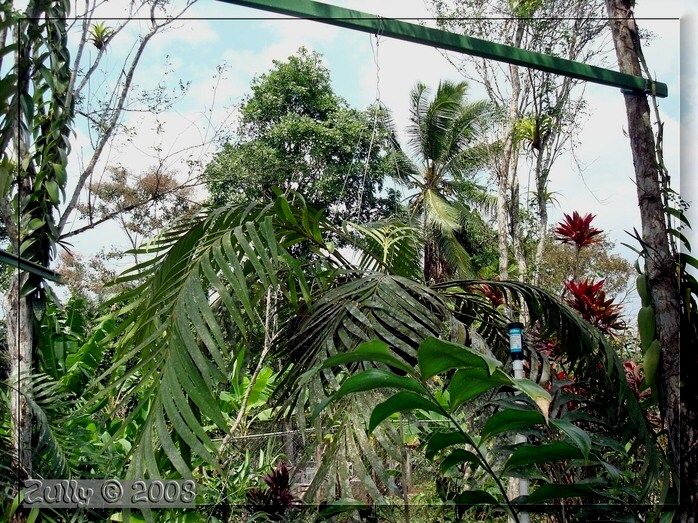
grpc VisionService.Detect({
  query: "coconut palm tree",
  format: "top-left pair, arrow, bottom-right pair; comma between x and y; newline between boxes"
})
400,81 -> 494,283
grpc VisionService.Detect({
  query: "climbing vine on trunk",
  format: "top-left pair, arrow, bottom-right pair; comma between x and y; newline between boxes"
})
0,0 -> 73,493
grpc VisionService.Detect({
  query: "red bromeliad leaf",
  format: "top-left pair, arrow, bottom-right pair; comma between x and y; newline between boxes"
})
564,279 -> 625,335
554,211 -> 603,249
247,462 -> 297,519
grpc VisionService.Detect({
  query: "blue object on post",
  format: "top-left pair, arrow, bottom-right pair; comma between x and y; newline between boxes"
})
508,322 -> 524,361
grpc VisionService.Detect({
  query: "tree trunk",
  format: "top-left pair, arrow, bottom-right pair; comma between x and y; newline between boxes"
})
496,22 -> 525,282
5,275 -> 33,485
500,23 -> 525,509
496,176 -> 510,281
532,153 -> 549,286
605,0 -> 685,514
510,160 -> 528,282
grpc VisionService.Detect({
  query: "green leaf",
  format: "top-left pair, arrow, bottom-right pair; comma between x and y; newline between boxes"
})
424,431 -> 469,459
668,228 -> 691,250
52,163 -> 67,185
368,391 -> 443,432
275,196 -> 298,225
511,379 -> 551,421
26,218 -> 44,233
504,442 -> 583,472
440,448 -> 481,473
481,408 -> 545,443
313,369 -> 427,419
448,367 -> 512,409
681,253 -> 698,271
320,340 -> 415,375
45,179 -> 60,203
523,480 -> 606,504
550,419 -> 591,459
666,206 -> 690,227
418,337 -> 501,379
452,490 -> 500,506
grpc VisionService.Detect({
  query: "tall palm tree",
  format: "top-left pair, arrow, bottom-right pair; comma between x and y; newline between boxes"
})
400,81 -> 494,283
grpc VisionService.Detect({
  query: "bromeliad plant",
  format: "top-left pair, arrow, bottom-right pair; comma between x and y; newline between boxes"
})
563,279 -> 625,336
315,338 -> 636,520
554,211 -> 603,251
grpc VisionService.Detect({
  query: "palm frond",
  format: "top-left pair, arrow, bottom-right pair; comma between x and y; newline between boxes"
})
435,279 -> 664,493
437,99 -> 494,174
423,189 -> 461,233
1,373 -> 101,480
272,273 -> 449,500
433,227 -> 474,279
408,81 -> 468,163
92,199 -> 318,477
346,220 -> 423,280
275,273 -> 449,402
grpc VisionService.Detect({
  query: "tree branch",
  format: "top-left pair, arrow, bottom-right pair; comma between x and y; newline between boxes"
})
59,0 -> 199,236
59,175 -> 202,240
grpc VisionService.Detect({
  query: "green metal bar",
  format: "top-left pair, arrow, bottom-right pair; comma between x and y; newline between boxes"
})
217,0 -> 668,98
0,249 -> 62,283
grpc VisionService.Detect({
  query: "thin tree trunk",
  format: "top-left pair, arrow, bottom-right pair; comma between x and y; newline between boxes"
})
605,0 -> 685,514
532,152 -> 548,286
423,211 -> 433,283
221,286 -> 276,455
496,176 -> 510,281
5,275 -> 33,485
500,22 -> 525,509
497,22 -> 525,282
510,158 -> 528,282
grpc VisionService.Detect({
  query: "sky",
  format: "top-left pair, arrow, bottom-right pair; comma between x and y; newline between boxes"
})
58,0 -> 694,308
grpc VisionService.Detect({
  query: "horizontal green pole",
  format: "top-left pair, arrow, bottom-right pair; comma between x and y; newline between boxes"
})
0,249 -> 62,283
217,0 -> 668,98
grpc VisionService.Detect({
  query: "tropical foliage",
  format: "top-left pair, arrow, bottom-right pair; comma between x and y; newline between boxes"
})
0,7 -> 685,522
50,191 -> 660,520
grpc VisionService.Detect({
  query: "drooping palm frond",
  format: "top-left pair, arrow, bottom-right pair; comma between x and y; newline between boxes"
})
271,272 -> 449,500
435,279 -> 665,494
90,194 -> 412,479
423,189 -> 460,234
90,200 -> 323,478
275,273 -> 448,402
345,220 -> 423,280
433,226 -> 474,279
0,373 -> 103,482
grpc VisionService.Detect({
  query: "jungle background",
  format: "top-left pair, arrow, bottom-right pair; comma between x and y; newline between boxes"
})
0,0 -> 695,522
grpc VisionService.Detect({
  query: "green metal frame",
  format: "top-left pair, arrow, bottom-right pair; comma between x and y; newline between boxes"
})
0,249 -> 62,283
218,0 -> 668,98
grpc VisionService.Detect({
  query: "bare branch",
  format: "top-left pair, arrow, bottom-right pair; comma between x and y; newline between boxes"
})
59,0 -> 200,236
59,175 -> 203,240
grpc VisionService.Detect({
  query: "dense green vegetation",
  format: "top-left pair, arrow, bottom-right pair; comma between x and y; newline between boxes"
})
0,1 -> 693,522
